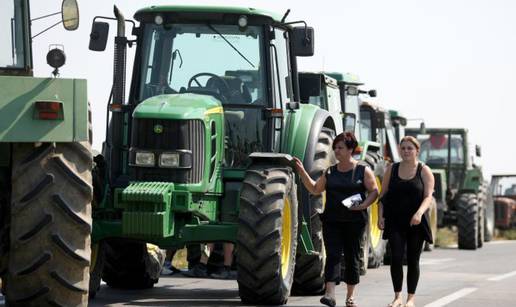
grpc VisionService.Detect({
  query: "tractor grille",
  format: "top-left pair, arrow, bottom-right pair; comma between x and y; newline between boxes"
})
131,118 -> 205,183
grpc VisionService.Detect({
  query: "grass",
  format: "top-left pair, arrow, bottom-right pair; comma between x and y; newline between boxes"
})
496,229 -> 516,240
435,227 -> 458,247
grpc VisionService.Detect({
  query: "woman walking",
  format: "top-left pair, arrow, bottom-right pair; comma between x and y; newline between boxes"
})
379,136 -> 434,307
294,132 -> 378,307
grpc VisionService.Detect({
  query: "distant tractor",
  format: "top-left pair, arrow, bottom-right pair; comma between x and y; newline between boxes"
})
490,175 -> 516,229
406,128 -> 494,249
87,5 -> 341,304
0,0 -> 93,305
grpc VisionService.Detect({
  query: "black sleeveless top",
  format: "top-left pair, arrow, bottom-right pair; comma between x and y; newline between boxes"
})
321,164 -> 367,224
383,162 -> 433,243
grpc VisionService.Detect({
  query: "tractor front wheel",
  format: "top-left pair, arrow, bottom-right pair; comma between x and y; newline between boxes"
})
237,164 -> 298,305
293,128 -> 334,295
457,193 -> 479,250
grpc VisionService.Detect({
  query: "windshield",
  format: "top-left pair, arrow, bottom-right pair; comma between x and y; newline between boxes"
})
418,133 -> 464,165
139,23 -> 266,105
0,0 -> 27,69
492,176 -> 516,196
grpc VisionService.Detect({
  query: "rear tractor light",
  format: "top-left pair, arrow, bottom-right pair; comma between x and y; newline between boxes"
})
34,100 -> 63,120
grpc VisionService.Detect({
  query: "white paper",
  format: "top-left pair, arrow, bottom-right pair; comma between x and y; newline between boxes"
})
341,193 -> 363,208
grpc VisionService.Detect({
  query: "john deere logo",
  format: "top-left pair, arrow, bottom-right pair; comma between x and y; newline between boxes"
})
154,124 -> 163,134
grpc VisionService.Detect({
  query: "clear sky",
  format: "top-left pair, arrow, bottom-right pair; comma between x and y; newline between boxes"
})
28,0 -> 515,177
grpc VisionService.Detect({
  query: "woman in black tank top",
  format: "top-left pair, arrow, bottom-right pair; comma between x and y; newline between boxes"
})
294,132 -> 379,307
379,136 -> 435,307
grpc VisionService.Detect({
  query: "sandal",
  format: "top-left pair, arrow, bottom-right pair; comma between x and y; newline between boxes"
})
346,297 -> 358,307
388,300 -> 403,307
320,295 -> 336,307
404,303 -> 415,307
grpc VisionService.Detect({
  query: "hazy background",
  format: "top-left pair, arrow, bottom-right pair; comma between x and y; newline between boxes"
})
28,0 -> 515,177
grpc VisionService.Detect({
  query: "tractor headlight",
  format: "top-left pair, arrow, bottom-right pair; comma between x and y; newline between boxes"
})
159,153 -> 180,168
135,152 -> 155,167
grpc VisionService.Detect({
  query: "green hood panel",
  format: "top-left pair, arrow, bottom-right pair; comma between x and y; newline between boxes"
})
134,93 -> 222,120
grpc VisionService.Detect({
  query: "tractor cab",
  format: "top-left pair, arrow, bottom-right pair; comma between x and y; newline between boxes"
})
408,128 -> 471,199
88,5 -> 344,304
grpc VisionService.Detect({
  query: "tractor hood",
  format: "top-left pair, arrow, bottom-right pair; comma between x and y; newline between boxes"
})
133,93 -> 222,120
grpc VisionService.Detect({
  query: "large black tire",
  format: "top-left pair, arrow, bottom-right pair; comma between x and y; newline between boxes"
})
424,198 -> 438,251
6,142 -> 92,306
477,198 -> 484,248
237,164 -> 298,305
361,152 -> 386,269
292,128 -> 334,295
89,242 -> 105,299
482,182 -> 495,242
457,193 -> 479,250
0,167 -> 10,279
101,239 -> 162,289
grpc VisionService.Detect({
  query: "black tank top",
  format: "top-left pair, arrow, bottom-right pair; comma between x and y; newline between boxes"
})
321,164 -> 367,223
388,162 -> 424,229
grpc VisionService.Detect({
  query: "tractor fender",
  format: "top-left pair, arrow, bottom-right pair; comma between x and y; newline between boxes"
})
462,168 -> 483,194
282,104 -> 334,163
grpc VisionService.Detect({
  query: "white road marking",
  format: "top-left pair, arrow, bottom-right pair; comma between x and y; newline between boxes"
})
488,270 -> 516,281
488,240 -> 515,245
423,287 -> 477,307
420,258 -> 455,265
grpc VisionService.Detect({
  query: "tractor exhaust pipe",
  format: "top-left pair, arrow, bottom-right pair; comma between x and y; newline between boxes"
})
109,5 -> 128,183
112,5 -> 126,105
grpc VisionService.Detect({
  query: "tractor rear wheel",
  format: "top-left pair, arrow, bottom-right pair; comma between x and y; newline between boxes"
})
424,198 -> 438,251
361,152 -> 386,270
457,193 -> 479,250
6,142 -> 92,306
483,185 -> 495,242
293,128 -> 334,295
237,164 -> 298,305
102,240 -> 163,289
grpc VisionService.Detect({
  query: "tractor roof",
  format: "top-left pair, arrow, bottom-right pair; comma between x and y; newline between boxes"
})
325,72 -> 363,85
406,127 -> 467,134
492,174 -> 516,178
299,72 -> 338,87
134,5 -> 282,23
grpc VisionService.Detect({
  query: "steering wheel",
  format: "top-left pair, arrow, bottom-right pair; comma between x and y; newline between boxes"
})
187,72 -> 231,96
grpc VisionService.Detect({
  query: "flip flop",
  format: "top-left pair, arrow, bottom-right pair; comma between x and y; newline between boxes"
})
320,296 -> 336,307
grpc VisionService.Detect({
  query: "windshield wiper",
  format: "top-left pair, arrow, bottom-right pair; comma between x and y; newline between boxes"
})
207,24 -> 255,68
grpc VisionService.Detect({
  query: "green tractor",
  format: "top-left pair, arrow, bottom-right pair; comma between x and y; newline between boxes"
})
87,5 -> 341,304
406,128 -> 493,249
0,0 -> 93,306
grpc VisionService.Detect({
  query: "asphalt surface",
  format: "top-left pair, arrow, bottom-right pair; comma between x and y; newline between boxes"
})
2,240 -> 516,306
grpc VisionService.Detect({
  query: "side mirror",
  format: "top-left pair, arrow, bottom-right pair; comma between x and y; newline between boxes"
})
368,89 -> 377,97
342,113 -> 356,132
420,122 -> 426,134
62,0 -> 79,30
347,86 -> 359,96
291,26 -> 314,57
286,101 -> 300,110
89,21 -> 109,51
475,145 -> 482,157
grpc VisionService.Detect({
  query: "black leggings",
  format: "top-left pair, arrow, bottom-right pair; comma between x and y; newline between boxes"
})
322,221 -> 365,285
389,227 -> 425,293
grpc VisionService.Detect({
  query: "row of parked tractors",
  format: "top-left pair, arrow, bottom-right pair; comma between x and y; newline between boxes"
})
0,1 -> 514,306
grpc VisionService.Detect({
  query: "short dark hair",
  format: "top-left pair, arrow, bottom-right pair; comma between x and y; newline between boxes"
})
333,131 -> 358,152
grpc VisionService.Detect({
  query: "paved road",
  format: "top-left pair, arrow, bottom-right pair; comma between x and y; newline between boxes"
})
2,240 -> 516,306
